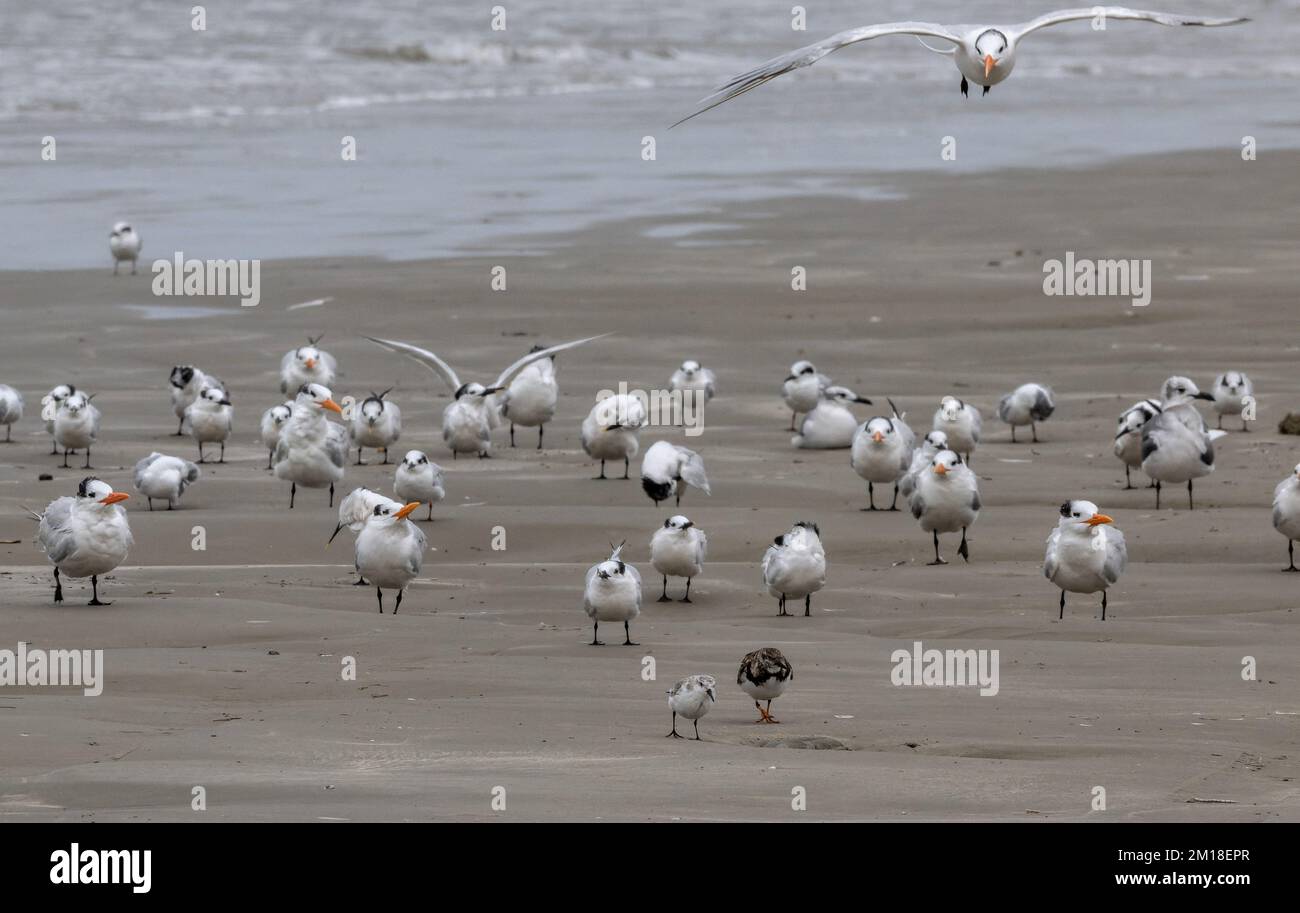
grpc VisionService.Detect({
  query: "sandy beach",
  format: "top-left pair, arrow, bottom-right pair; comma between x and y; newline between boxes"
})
1,147 -> 1298,822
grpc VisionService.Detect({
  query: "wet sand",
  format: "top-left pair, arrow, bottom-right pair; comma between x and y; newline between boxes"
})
1,148 -> 1298,821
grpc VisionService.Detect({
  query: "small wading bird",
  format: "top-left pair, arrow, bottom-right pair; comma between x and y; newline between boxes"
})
1211,371 -> 1254,431
737,647 -> 793,724
582,542 -> 642,645
666,674 -> 717,740
365,334 -> 609,459
1044,500 -> 1126,620
109,221 -> 141,275
781,360 -> 829,431
30,478 -> 132,605
673,7 -> 1248,123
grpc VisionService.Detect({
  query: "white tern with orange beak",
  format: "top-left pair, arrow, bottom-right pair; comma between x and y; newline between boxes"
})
32,477 -> 133,605
273,383 -> 347,508
1044,500 -> 1127,620
280,336 -> 337,394
354,498 -> 429,614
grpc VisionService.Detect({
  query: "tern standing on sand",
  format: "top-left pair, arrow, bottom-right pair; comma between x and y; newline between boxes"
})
1114,398 -> 1161,489
394,451 -> 445,521
737,647 -> 792,724
273,383 -> 346,508
583,543 -> 642,645
933,396 -> 980,462
641,440 -> 711,507
498,345 -> 559,449
186,386 -> 233,463
899,430 -> 948,501
329,487 -> 397,584
169,365 -> 220,436
355,499 -> 427,613
670,360 -> 716,404
109,222 -> 140,275
1141,376 -> 1223,510
998,382 -> 1055,443
33,478 -> 132,605
793,385 -> 873,449
54,392 -> 100,469
1272,464 -> 1300,572
280,336 -> 336,395
133,452 -> 200,510
674,7 -> 1247,119
666,674 -> 716,740
651,514 -> 707,603
365,334 -> 608,459
582,392 -> 647,479
1211,371 -> 1254,431
851,414 -> 914,510
0,384 -> 23,442
260,401 -> 294,470
762,521 -> 826,616
348,389 -> 401,464
1044,500 -> 1126,620
911,449 -> 980,565
42,384 -> 76,455
781,360 -> 829,431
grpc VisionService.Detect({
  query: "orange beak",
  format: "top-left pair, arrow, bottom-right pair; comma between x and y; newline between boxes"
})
100,492 -> 130,505
872,431 -> 884,443
305,358 -> 316,369
320,398 -> 344,414
984,55 -> 996,79
1086,514 -> 1114,526
934,463 -> 948,476
394,501 -> 421,520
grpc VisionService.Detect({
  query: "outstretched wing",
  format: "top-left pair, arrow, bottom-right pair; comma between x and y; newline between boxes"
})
1011,7 -> 1246,41
491,334 -> 612,389
673,22 -> 963,127
364,337 -> 460,392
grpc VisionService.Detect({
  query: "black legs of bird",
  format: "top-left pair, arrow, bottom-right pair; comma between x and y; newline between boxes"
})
804,594 -> 811,617
666,713 -> 702,741
659,575 -> 671,602
289,482 -> 296,509
777,594 -> 787,616
1156,480 -> 1196,509
862,481 -> 901,512
537,425 -> 544,449
174,417 -> 184,436
929,530 -> 946,566
984,85 -> 990,96
588,620 -> 637,646
594,458 -> 629,480
373,588 -> 405,614
775,593 -> 811,616
1286,540 -> 1297,573
682,577 -> 692,603
1060,590 -> 1108,620
660,576 -> 693,603
198,441 -> 225,464
62,448 -> 92,469
53,567 -> 63,603
958,527 -> 970,562
961,76 -> 968,97
1124,465 -> 1133,490
622,457 -> 630,480
329,483 -> 335,508
89,575 -> 109,607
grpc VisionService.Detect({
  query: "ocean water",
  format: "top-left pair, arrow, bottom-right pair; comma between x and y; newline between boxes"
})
2,0 -> 1296,268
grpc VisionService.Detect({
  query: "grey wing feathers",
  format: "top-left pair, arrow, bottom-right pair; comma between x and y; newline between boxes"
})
364,337 -> 460,392
37,497 -> 77,564
326,423 -> 347,468
673,22 -> 962,127
1014,7 -> 1247,39
970,489 -> 982,512
133,452 -> 161,488
678,448 -> 711,495
492,334 -> 611,389
1103,528 -> 1128,583
1032,388 -> 1055,420
996,393 -> 1013,423
910,491 -> 926,519
1043,529 -> 1060,581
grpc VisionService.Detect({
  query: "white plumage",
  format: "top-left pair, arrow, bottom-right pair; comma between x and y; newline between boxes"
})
910,449 -> 980,564
273,383 -> 347,508
42,384 -> 76,454
109,221 -> 141,275
1044,500 -> 1126,620
997,382 -> 1055,442
54,391 -> 100,469
851,413 -> 914,510
1140,376 -> 1224,509
899,429 -> 948,501
354,499 -> 428,613
932,396 -> 981,461
641,439 -> 711,507
393,451 -> 446,521
168,365 -> 220,436
650,514 -> 707,602
259,401 -> 295,469
133,452 -> 200,510
348,390 -> 402,464
762,521 -> 826,616
1211,371 -> 1254,431
498,351 -> 559,449
670,360 -> 716,403
185,386 -> 233,463
0,383 -> 23,442
666,674 -> 717,740
279,336 -> 337,395
1272,464 -> 1300,572
793,385 -> 873,449
34,478 -> 133,605
581,392 -> 647,479
582,543 -> 642,645
781,360 -> 829,430
1113,398 -> 1161,489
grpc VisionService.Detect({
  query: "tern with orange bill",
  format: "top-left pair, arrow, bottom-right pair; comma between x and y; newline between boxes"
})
1044,500 -> 1127,620
673,7 -> 1247,122
273,383 -> 347,508
30,478 -> 133,605
280,336 -> 337,395
354,498 -> 429,614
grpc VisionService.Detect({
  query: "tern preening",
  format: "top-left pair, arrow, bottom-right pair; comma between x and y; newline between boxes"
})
364,334 -> 609,459
674,7 -> 1247,123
